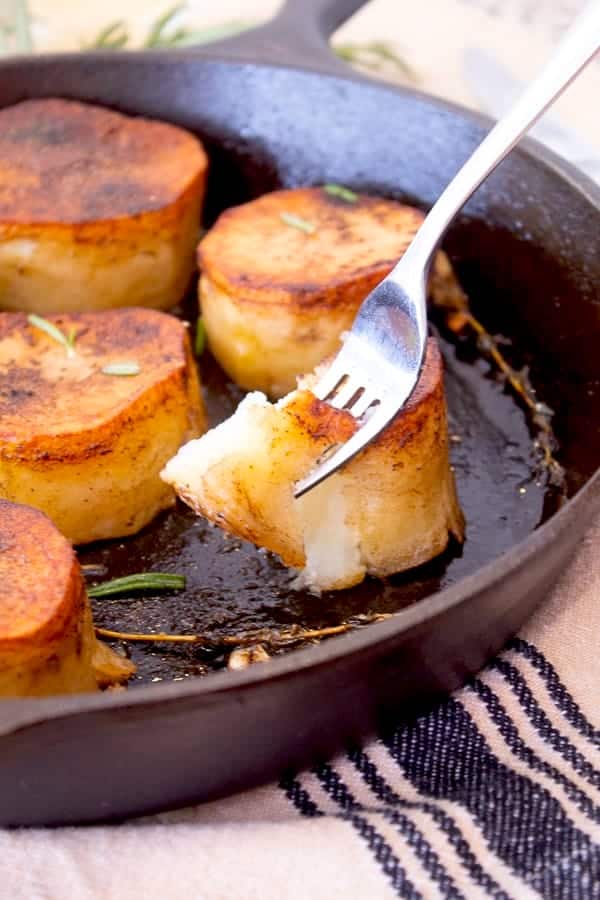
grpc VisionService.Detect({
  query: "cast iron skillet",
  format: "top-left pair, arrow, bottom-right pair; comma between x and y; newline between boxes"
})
0,0 -> 599,827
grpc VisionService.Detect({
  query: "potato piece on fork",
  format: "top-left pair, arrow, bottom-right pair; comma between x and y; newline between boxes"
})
162,338 -> 464,592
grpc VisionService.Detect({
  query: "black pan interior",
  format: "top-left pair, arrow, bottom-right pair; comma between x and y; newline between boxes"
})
2,54 -> 600,685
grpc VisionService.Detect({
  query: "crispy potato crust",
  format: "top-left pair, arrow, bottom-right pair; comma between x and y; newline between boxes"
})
199,187 -> 424,305
0,309 -> 206,543
0,99 -> 208,313
0,98 -> 207,225
0,499 -> 82,649
198,187 -> 461,396
0,499 -> 134,695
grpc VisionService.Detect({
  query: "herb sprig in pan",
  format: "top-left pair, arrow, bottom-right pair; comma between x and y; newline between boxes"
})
429,278 -> 565,491
95,613 -> 392,651
1,1 -> 416,86
88,573 -> 186,598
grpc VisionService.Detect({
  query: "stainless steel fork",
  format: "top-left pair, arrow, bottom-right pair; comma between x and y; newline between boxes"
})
294,0 -> 600,499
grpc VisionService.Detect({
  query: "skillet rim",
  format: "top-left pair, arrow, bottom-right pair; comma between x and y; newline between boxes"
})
0,51 -> 599,732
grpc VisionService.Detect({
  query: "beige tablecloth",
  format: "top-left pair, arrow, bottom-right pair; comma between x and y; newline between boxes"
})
1,2 -> 599,897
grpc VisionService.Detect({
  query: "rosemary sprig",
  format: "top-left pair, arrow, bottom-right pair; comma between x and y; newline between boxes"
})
280,212 -> 317,235
4,1 -> 415,81
28,313 -> 77,358
82,9 -> 414,82
324,183 -> 358,203
143,4 -> 185,48
460,312 -> 564,487
101,362 -> 141,376
195,317 -> 206,356
87,20 -> 129,50
429,274 -> 565,490
86,11 -> 252,52
88,573 -> 186,598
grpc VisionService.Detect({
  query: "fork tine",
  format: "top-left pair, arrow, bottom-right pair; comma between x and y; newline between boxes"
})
349,388 -> 379,419
328,375 -> 363,410
311,364 -> 347,402
294,401 -> 397,498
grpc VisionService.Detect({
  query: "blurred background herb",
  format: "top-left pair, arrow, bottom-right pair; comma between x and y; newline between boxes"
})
85,5 -> 253,51
0,0 -> 33,54
334,40 -> 416,80
1,0 -> 416,82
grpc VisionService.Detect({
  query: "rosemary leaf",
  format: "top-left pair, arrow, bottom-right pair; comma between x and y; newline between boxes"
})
87,20 -> 130,50
143,3 -> 185,48
101,362 -> 140,376
88,573 -> 186,598
280,212 -> 317,235
367,41 -> 417,79
195,317 -> 206,357
324,183 -> 358,203
67,326 -> 78,350
88,9 -> 253,52
28,313 -> 77,357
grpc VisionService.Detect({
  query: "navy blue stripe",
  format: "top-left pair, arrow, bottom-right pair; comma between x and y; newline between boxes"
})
281,766 -> 420,898
382,697 -> 600,898
490,657 -> 600,787
509,638 -> 600,746
471,679 -> 600,825
279,773 -> 323,818
349,747 -> 510,900
315,761 -> 460,900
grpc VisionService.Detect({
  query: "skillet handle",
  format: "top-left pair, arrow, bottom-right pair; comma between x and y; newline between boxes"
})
190,0 -> 370,75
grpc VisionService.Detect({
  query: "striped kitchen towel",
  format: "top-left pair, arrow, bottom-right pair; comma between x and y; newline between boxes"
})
1,514 -> 598,899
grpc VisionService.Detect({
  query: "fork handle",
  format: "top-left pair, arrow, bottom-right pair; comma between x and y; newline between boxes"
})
400,0 -> 600,271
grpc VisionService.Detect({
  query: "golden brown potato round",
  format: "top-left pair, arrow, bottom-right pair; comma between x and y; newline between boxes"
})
162,338 -> 464,592
198,187 -> 461,398
0,499 -> 134,696
0,98 -> 208,313
0,308 -> 206,544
